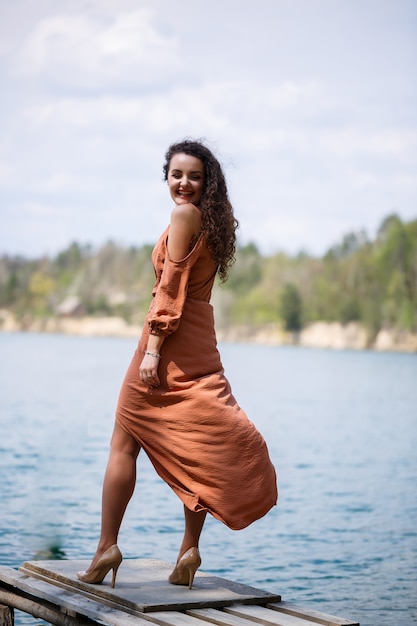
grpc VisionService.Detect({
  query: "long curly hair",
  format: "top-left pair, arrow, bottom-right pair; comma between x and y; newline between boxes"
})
163,139 -> 238,282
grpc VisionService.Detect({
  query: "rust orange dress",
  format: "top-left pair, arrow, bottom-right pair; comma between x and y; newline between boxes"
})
116,227 -> 277,530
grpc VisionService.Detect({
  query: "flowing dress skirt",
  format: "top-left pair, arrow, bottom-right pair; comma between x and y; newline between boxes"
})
116,297 -> 277,530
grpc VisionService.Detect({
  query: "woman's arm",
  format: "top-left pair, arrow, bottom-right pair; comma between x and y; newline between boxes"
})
139,332 -> 164,387
139,204 -> 201,387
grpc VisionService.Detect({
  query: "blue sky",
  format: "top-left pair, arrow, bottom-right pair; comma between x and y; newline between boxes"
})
0,0 -> 416,258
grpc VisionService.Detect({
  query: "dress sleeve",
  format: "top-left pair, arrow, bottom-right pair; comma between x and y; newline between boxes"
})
147,236 -> 202,337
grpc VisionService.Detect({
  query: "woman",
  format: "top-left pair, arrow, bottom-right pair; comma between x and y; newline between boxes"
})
78,139 -> 278,590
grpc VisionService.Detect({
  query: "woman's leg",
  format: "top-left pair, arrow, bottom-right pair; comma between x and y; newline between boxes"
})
177,506 -> 207,560
86,422 -> 140,571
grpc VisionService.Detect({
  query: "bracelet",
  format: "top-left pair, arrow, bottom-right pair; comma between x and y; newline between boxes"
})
145,351 -> 161,359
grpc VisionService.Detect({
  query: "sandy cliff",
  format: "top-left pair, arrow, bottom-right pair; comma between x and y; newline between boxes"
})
1,310 -> 416,353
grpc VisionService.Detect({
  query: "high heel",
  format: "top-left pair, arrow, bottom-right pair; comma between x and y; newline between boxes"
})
168,547 -> 201,590
77,545 -> 122,588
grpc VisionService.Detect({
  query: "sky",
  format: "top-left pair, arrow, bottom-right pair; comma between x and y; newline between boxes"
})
0,0 -> 416,258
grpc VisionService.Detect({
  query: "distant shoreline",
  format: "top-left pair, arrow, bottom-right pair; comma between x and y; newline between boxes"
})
1,310 -> 416,353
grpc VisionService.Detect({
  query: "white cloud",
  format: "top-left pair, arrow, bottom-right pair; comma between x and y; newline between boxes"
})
13,8 -> 179,90
319,128 -> 417,159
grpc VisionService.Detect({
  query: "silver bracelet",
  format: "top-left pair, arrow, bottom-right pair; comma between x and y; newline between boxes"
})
145,351 -> 161,359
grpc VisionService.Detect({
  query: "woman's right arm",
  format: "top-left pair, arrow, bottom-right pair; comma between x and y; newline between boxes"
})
167,203 -> 201,261
139,333 -> 164,386
140,203 -> 201,387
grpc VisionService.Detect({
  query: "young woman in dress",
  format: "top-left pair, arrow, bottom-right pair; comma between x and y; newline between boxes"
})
77,139 -> 277,590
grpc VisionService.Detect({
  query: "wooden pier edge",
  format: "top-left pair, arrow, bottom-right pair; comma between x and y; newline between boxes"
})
0,562 -> 360,626
0,593 -> 93,626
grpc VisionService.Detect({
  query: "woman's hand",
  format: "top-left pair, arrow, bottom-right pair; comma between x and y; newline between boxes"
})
140,352 -> 161,387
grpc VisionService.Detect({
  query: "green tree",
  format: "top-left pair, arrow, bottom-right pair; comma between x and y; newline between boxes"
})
28,272 -> 56,315
0,271 -> 19,305
280,283 -> 303,331
224,243 -> 262,294
375,214 -> 416,330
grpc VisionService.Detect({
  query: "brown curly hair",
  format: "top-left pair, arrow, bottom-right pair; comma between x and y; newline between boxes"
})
163,139 -> 238,282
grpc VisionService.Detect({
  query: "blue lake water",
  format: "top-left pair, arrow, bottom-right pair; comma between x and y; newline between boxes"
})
1,332 -> 416,626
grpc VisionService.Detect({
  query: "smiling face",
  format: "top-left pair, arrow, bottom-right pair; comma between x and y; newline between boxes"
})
167,153 -> 205,206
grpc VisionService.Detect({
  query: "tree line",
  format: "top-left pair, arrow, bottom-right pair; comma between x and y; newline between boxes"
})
0,213 -> 416,336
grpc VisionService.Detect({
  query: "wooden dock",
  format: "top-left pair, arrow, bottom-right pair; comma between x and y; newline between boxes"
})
0,559 -> 359,626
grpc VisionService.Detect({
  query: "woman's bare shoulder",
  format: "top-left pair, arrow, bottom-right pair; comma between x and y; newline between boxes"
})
171,202 -> 201,224
168,204 -> 201,260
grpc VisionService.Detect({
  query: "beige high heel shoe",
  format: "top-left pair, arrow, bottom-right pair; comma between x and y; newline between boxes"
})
168,547 -> 201,590
77,545 -> 122,588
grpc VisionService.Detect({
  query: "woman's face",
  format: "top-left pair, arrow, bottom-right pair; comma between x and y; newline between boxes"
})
167,153 -> 205,206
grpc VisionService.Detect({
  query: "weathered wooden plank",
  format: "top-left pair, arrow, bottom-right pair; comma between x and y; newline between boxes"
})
268,602 -> 360,626
0,569 -> 276,626
140,612 -> 218,626
0,568 -> 132,619
0,589 -> 93,626
187,606 -> 268,625
18,560 -> 280,613
0,569 -> 151,626
224,604 -> 322,626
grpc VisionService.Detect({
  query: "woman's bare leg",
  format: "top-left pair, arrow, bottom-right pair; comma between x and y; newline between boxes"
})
177,506 -> 207,560
86,422 -> 140,571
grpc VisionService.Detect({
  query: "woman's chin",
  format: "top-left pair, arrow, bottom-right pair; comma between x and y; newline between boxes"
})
175,196 -> 195,205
